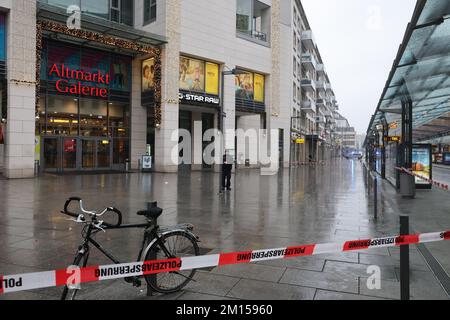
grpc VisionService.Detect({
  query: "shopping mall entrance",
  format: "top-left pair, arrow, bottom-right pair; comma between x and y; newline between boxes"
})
37,40 -> 132,174
41,136 -> 125,172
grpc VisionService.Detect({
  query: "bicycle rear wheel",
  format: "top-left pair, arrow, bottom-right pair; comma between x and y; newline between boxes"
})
144,230 -> 199,294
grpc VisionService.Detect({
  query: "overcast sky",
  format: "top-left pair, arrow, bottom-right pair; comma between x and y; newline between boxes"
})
301,0 -> 417,134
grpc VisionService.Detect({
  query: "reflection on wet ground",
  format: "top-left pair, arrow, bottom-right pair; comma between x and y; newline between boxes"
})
0,158 -> 448,300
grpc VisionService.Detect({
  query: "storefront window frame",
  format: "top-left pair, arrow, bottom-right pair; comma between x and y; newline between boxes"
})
179,55 -> 220,96
39,40 -> 132,139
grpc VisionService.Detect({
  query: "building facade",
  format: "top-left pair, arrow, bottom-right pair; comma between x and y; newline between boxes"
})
335,112 -> 357,153
0,0 -> 351,179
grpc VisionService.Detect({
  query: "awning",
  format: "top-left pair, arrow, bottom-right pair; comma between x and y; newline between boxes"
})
366,0 -> 450,144
37,2 -> 167,50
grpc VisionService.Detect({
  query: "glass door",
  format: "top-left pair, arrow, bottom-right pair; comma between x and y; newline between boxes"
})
42,137 -> 59,172
82,140 -> 96,169
42,137 -> 80,172
97,139 -> 111,168
81,138 -> 112,170
62,138 -> 78,170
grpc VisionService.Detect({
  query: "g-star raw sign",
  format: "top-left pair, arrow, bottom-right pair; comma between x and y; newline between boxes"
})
178,92 -> 220,105
49,64 -> 110,98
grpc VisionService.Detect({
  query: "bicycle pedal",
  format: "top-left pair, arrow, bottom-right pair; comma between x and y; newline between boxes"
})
133,278 -> 142,288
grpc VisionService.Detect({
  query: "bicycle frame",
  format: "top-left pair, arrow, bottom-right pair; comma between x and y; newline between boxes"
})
76,220 -> 169,266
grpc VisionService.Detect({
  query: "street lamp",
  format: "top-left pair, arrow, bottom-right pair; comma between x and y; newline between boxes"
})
219,67 -> 246,194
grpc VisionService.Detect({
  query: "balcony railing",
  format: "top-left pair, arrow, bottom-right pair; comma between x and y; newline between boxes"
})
301,98 -> 316,114
300,79 -> 316,92
301,53 -> 317,71
316,98 -> 326,107
323,108 -> 332,117
301,30 -> 315,50
316,80 -> 325,92
317,64 -> 326,75
237,29 -> 268,43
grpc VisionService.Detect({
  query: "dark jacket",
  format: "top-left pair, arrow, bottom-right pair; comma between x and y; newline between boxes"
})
223,155 -> 233,174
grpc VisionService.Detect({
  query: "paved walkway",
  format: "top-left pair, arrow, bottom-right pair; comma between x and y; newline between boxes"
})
434,164 -> 450,186
0,159 -> 448,300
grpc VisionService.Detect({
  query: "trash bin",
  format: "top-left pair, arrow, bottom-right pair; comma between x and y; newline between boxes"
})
400,172 -> 416,198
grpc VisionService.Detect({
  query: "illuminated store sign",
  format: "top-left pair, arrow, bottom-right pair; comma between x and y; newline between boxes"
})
385,136 -> 401,143
49,63 -> 110,98
178,92 -> 220,105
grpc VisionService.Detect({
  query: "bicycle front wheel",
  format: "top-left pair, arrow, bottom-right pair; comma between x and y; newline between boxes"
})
60,252 -> 88,300
144,231 -> 199,294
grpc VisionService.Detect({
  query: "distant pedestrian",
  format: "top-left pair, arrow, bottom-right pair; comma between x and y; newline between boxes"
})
221,154 -> 233,191
308,155 -> 313,164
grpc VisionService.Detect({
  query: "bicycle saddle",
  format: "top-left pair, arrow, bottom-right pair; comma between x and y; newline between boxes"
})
137,207 -> 163,219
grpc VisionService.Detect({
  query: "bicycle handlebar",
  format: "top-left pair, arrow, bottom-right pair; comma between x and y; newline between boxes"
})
62,197 -> 122,228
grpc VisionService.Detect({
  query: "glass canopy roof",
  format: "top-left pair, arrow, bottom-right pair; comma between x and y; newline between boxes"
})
367,0 -> 450,142
37,2 -> 167,48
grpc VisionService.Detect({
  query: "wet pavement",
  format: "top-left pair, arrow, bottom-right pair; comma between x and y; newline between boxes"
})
0,159 -> 449,300
434,165 -> 450,186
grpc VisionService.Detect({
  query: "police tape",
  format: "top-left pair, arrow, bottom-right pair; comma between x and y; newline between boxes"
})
395,167 -> 449,191
1,230 -> 449,295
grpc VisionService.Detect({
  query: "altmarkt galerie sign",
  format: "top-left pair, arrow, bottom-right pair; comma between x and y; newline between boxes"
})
49,63 -> 110,98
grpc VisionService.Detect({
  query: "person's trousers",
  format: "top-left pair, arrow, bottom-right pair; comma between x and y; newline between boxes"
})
222,171 -> 231,189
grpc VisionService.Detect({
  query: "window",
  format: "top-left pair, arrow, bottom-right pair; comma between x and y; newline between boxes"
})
293,82 -> 296,102
46,0 -> 133,26
144,0 -> 157,25
110,0 -> 120,22
293,6 -> 298,26
0,13 -> 5,61
235,70 -> 265,103
293,31 -> 297,51
236,0 -> 270,43
293,57 -> 297,77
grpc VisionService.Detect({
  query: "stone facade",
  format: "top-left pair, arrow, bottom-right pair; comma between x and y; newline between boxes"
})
3,0 -> 37,179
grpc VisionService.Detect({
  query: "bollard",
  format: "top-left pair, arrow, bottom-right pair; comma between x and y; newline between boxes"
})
400,215 -> 410,300
374,176 -> 378,220
34,160 -> 40,177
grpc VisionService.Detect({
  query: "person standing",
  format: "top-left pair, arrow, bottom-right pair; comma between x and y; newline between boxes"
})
221,154 -> 233,192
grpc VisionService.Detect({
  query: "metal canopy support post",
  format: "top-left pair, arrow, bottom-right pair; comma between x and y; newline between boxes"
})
399,94 -> 416,198
381,117 -> 388,179
369,136 -> 376,172
401,96 -> 413,169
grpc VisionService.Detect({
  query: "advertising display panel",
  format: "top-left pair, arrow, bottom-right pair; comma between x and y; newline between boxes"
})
412,144 -> 432,189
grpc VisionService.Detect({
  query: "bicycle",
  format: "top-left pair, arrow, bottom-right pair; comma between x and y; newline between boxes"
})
60,197 -> 200,300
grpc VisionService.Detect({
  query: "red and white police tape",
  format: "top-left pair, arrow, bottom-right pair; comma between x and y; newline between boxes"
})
1,230 -> 449,295
395,167 -> 449,191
